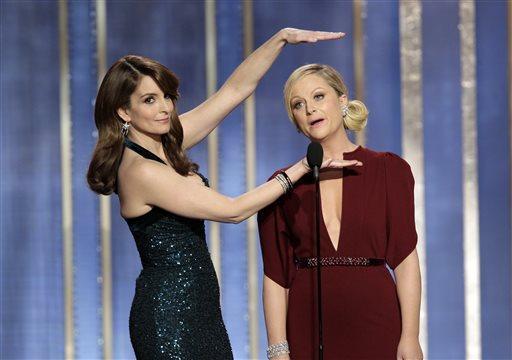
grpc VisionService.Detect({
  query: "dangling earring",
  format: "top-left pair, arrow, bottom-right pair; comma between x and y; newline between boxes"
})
342,105 -> 349,118
121,121 -> 130,136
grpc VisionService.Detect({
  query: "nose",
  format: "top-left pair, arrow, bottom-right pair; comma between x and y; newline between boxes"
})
159,98 -> 172,114
305,103 -> 316,115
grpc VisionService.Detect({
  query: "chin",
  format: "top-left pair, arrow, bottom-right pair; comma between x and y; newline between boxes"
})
144,129 -> 169,138
157,126 -> 171,135
305,131 -> 329,143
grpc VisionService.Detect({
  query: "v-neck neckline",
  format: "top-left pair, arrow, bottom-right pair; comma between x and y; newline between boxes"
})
319,171 -> 345,253
317,145 -> 364,254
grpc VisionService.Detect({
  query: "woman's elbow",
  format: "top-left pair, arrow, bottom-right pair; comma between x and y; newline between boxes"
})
222,199 -> 247,224
223,81 -> 254,101
226,213 -> 248,224
225,216 -> 242,224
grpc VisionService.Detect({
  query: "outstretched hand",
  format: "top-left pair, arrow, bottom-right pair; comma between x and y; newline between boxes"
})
321,158 -> 363,169
301,158 -> 363,172
281,28 -> 345,44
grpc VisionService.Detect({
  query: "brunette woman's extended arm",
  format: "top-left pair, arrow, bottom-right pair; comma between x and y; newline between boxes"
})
122,157 -> 360,223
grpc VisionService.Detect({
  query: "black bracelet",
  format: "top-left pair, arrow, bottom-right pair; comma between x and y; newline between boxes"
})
274,173 -> 288,194
278,171 -> 293,191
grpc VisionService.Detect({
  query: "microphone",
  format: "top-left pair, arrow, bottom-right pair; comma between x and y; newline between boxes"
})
307,141 -> 325,359
307,142 -> 323,182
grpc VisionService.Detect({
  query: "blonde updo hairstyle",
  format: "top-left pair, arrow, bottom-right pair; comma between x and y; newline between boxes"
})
283,64 -> 368,131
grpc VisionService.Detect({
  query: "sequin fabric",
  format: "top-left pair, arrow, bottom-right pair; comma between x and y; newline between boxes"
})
122,139 -> 232,359
126,207 -> 232,359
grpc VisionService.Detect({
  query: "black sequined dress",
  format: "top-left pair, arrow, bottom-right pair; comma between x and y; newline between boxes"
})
122,138 -> 233,359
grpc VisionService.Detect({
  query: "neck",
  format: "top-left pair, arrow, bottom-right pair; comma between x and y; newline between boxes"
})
320,128 -> 359,159
127,130 -> 165,156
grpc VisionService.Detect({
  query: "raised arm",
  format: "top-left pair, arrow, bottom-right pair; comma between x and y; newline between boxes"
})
180,28 -> 345,150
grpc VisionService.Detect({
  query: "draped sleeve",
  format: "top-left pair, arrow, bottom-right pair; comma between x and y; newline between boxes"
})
257,174 -> 296,288
384,153 -> 418,270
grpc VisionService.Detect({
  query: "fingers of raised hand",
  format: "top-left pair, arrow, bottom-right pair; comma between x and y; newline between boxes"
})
285,28 -> 345,44
300,31 -> 344,43
313,31 -> 345,41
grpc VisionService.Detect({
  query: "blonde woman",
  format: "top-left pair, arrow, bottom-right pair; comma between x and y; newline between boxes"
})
258,64 -> 423,360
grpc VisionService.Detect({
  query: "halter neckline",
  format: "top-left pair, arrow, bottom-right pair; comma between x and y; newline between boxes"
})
124,137 -> 167,165
122,137 -> 210,187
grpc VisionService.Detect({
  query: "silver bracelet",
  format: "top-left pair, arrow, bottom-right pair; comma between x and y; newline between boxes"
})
267,341 -> 290,359
274,173 -> 287,193
275,173 -> 292,194
279,171 -> 293,190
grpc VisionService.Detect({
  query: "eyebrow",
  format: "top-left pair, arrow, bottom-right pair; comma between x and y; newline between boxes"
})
139,92 -> 158,99
290,87 -> 326,102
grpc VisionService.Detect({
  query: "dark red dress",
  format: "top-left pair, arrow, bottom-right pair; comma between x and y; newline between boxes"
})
258,146 -> 417,360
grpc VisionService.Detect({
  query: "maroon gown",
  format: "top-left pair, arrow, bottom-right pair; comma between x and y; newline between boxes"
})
258,146 -> 418,360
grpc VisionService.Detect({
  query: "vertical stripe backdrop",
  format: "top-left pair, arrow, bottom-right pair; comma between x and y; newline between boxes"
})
0,1 -> 510,359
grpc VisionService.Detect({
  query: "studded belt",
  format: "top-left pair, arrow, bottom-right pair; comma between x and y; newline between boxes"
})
295,256 -> 386,269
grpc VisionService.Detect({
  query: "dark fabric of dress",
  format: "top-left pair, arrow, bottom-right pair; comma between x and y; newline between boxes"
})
258,146 -> 418,360
123,139 -> 233,359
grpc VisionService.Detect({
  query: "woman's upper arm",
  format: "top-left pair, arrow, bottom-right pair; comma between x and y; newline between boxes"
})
179,86 -> 243,150
384,152 -> 418,270
257,194 -> 296,288
131,161 -> 237,222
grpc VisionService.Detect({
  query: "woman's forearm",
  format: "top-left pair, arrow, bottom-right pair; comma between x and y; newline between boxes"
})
179,30 -> 287,150
225,28 -> 344,98
263,275 -> 289,344
394,249 -> 422,338
229,160 -> 307,223
179,29 -> 343,150
221,29 -> 287,99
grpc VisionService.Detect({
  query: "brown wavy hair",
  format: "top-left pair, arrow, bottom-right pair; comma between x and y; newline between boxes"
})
87,55 -> 198,195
